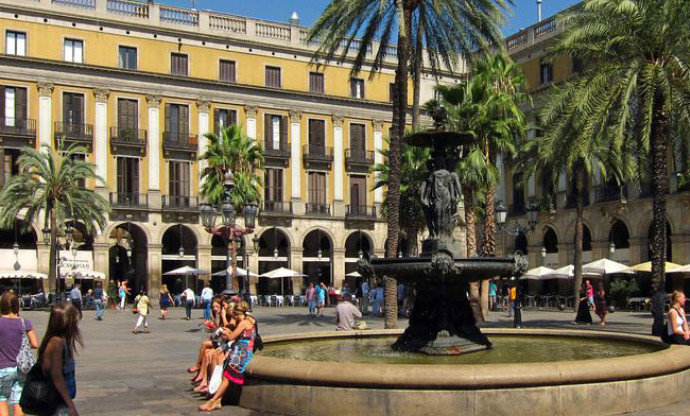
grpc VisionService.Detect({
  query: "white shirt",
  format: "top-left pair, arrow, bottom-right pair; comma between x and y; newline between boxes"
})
201,287 -> 214,301
183,288 -> 195,302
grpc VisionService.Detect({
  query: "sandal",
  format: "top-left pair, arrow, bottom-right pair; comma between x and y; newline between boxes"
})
187,366 -> 200,373
198,399 -> 221,411
132,330 -> 139,334
194,384 -> 208,394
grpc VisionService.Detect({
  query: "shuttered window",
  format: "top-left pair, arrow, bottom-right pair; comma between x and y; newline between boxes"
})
117,157 -> 139,195
0,86 -> 27,127
118,99 -> 138,138
63,93 -> 84,125
263,114 -> 287,150
171,53 -> 188,76
214,108 -> 237,135
349,124 -> 366,154
165,103 -> 189,142
219,60 -> 236,82
308,119 -> 326,155
350,175 -> 366,212
308,171 -> 327,205
264,168 -> 283,202
169,161 -> 190,197
309,72 -> 324,94
265,66 -> 281,88
540,61 -> 553,84
64,39 -> 83,63
118,46 -> 137,70
6,31 -> 26,56
350,78 -> 364,99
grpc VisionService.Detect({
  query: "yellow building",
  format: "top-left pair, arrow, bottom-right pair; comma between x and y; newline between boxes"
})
0,0 -> 465,298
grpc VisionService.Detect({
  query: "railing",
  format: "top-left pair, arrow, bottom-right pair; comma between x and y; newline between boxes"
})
162,195 -> 199,209
256,22 -> 290,40
346,205 -> 377,219
106,0 -> 148,18
565,192 -> 590,209
638,183 -> 653,199
0,118 -> 36,136
54,122 -> 93,140
535,18 -> 557,38
209,14 -> 246,34
305,203 -> 331,216
52,0 -> 95,9
160,6 -> 199,26
384,45 -> 398,58
344,148 -> 374,164
302,145 -> 334,160
596,185 -> 628,203
110,127 -> 147,143
162,131 -> 196,147
263,140 -> 290,158
506,31 -> 528,51
261,201 -> 292,215
109,192 -> 148,208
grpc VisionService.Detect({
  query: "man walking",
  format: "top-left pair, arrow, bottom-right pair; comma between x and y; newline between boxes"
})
70,283 -> 83,320
201,282 -> 213,321
183,286 -> 195,320
93,281 -> 105,320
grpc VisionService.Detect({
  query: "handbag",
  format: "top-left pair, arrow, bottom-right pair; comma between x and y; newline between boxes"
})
132,296 -> 140,314
207,364 -> 223,395
19,362 -> 63,416
17,318 -> 36,374
253,322 -> 264,353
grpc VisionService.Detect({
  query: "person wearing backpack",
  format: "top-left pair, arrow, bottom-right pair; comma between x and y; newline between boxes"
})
0,292 -> 39,416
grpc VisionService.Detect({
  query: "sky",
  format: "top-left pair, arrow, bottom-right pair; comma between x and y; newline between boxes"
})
159,0 -> 582,36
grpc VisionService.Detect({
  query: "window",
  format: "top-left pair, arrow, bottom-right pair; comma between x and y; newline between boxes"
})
6,31 -> 26,56
308,119 -> 326,155
264,168 -> 283,203
389,83 -> 396,103
118,46 -> 137,70
350,175 -> 366,213
1,149 -> 20,186
169,161 -> 190,203
63,92 -> 84,126
117,99 -> 138,138
116,157 -> 139,201
349,123 -> 366,156
540,61 -> 553,84
64,39 -> 83,63
70,153 -> 86,188
214,109 -> 237,135
265,66 -> 281,88
263,114 -> 287,150
572,57 -> 585,74
164,103 -> 189,141
219,60 -> 236,82
1,86 -> 27,127
171,53 -> 188,76
308,171 -> 327,206
309,72 -> 324,94
350,78 -> 365,99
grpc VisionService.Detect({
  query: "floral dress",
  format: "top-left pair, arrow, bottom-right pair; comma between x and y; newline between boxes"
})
223,323 -> 256,385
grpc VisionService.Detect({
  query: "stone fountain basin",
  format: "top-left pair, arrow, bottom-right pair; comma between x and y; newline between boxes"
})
241,329 -> 690,416
366,256 -> 519,283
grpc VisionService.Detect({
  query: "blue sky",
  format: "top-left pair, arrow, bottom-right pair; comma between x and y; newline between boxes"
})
160,0 -> 582,36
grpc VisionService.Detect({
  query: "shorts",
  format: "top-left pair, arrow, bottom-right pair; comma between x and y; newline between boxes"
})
588,296 -> 594,304
317,299 -> 325,307
0,366 -> 24,404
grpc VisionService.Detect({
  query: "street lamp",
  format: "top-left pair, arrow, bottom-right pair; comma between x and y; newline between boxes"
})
541,247 -> 547,258
495,199 -> 539,236
609,242 -> 616,255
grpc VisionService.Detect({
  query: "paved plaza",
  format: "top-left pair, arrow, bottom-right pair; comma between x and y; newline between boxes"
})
17,305 -> 690,415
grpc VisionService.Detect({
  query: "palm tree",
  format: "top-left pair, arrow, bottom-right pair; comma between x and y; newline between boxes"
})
0,141 -> 109,295
545,0 -> 690,335
308,0 -> 510,328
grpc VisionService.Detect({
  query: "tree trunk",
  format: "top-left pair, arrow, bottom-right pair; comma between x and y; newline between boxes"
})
383,4 -> 413,329
49,206 -> 57,297
411,18 -> 423,130
650,94 -> 669,337
482,183 -> 496,257
462,184 -> 484,322
573,164 -> 585,312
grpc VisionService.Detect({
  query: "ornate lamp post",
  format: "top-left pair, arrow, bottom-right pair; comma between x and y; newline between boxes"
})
200,170 -> 258,297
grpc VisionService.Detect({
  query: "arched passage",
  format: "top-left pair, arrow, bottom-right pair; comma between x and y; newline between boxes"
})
344,231 -> 373,289
108,222 -> 148,298
0,220 -> 38,295
302,229 -> 332,287
257,228 -> 291,295
609,220 -> 630,249
161,224 -> 198,295
543,227 -> 558,253
515,232 -> 528,254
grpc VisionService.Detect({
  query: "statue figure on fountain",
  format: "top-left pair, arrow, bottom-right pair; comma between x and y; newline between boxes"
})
421,154 -> 461,241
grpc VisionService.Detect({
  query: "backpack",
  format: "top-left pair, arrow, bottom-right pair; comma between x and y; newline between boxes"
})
253,321 -> 264,353
16,318 -> 36,374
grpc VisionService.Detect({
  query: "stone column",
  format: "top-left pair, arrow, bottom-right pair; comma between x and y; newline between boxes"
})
37,83 -> 53,149
289,109 -> 304,215
332,247 -> 346,289
291,247 -> 304,295
92,242 -> 109,283
373,120 -> 384,204
147,244 -> 163,298
628,238 -> 646,265
248,249 -> 259,296
332,115 -> 345,217
146,95 -> 161,209
244,104 -> 257,140
197,245 -> 212,283
197,100 -> 210,192
93,89 -> 109,195
557,243 -> 571,267
590,241 -> 610,261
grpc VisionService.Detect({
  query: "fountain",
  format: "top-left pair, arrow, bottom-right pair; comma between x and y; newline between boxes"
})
238,120 -> 690,416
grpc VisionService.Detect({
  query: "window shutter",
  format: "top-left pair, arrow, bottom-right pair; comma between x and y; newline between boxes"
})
280,116 -> 288,146
350,79 -> 355,98
74,94 -> 84,125
15,88 -> 26,124
214,108 -> 221,135
164,103 -> 171,134
229,110 -> 237,126
0,87 -> 5,123
264,114 -> 272,147
181,105 -> 189,137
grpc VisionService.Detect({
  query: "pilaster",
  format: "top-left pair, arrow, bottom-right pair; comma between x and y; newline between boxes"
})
37,83 -> 53,149
245,104 -> 258,140
92,242 -> 109,285
291,247 -> 304,294
146,95 -> 161,209
147,243 -> 163,297
197,100 -> 211,188
333,114 -> 345,216
332,247 -> 346,289
373,120 -> 384,204
289,109 -> 304,214
93,89 -> 109,187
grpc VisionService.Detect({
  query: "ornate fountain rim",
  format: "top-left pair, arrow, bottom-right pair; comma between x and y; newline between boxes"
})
246,329 -> 689,389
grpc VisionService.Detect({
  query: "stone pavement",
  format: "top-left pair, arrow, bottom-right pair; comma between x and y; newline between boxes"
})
18,305 -> 689,415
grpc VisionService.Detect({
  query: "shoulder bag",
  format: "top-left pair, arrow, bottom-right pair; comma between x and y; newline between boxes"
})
19,342 -> 69,416
253,321 -> 264,353
17,318 -> 36,374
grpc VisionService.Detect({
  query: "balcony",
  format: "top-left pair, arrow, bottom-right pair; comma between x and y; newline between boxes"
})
305,203 -> 331,216
0,118 -> 36,148
596,185 -> 628,203
162,131 -> 197,160
259,200 -> 293,226
263,139 -> 290,167
162,195 -> 199,223
54,122 -> 93,152
262,200 -> 292,215
110,127 -> 147,157
345,149 -> 375,173
108,192 -> 148,222
346,205 -> 377,219
302,145 -> 334,170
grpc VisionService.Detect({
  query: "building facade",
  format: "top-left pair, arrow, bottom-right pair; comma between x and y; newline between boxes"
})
0,0 -> 463,296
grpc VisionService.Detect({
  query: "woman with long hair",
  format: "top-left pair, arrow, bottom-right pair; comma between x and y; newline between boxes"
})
199,301 -> 256,412
38,303 -> 83,416
158,284 -> 174,320
0,292 -> 39,416
667,290 -> 690,345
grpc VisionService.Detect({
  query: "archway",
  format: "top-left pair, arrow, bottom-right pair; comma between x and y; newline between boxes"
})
257,228 -> 290,295
161,224 -> 198,295
383,236 -> 410,257
608,220 -> 630,249
583,225 -> 592,252
62,220 -> 95,295
344,231 -> 373,290
543,227 -> 558,253
0,220 -> 38,295
302,229 -> 332,287
515,232 -> 528,254
108,223 -> 148,300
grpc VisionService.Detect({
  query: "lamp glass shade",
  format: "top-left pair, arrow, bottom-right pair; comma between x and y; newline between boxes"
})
273,247 -> 278,259
65,225 -> 74,243
200,204 -> 217,228
495,201 -> 507,225
243,203 -> 258,229
609,242 -> 616,254
126,246 -> 132,258
541,247 -> 547,258
317,248 -> 322,260
42,227 -> 51,244
222,202 -> 236,227
527,203 -> 538,225
252,236 -> 260,253
13,242 -> 19,256
178,246 -> 185,259
224,170 -> 235,188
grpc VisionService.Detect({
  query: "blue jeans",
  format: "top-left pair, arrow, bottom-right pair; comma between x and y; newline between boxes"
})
94,298 -> 104,319
203,299 -> 212,320
308,299 -> 316,314
185,300 -> 194,319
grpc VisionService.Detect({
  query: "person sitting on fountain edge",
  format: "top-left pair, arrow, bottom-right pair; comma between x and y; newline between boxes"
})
336,295 -> 366,331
